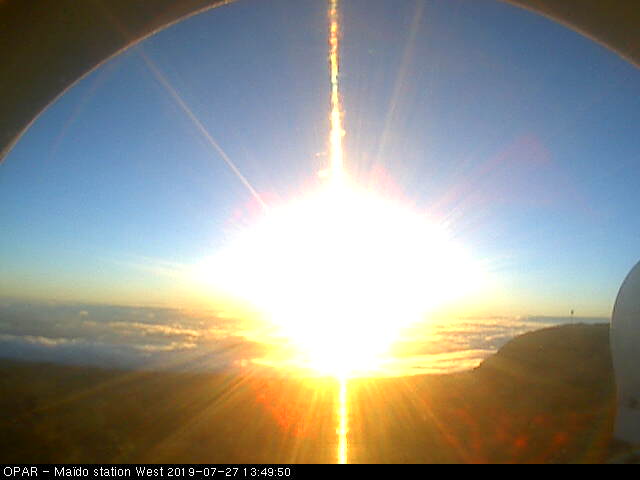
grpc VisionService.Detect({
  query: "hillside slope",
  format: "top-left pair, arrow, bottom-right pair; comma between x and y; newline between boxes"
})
0,323 -> 616,463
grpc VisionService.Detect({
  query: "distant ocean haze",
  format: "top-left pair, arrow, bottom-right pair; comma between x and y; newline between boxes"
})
0,301 -> 608,376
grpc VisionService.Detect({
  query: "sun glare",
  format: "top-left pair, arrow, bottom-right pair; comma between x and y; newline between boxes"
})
187,1 -> 488,380
200,180 -> 483,378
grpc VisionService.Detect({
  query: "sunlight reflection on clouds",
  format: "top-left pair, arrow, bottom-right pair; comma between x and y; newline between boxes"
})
0,302 -> 607,376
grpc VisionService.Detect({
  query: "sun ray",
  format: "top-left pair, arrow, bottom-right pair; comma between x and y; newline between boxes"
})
328,0 -> 350,464
140,52 -> 268,211
195,0 -> 486,465
328,0 -> 344,184
337,377 -> 349,464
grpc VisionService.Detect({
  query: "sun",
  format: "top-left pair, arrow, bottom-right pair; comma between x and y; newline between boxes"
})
199,179 -> 484,378
190,0 -> 485,378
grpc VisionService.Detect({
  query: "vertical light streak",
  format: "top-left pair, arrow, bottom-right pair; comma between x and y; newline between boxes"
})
337,377 -> 349,464
328,0 -> 344,183
328,0 -> 349,464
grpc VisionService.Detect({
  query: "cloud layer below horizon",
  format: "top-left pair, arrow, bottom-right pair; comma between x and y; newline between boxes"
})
0,301 -> 608,376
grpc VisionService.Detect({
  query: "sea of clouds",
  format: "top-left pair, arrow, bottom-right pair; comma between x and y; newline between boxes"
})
385,315 -> 609,375
0,301 -> 269,372
0,300 -> 608,376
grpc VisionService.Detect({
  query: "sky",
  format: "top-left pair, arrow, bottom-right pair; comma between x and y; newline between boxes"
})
2,0 -> 640,320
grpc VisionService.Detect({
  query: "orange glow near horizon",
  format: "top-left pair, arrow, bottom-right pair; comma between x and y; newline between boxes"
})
337,377 -> 348,464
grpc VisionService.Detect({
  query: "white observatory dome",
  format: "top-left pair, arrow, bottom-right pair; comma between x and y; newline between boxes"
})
611,261 -> 640,444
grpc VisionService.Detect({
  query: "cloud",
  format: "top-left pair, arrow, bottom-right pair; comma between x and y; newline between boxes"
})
387,315 -> 609,374
0,302 -> 267,372
382,349 -> 495,375
0,334 -> 80,347
0,302 -> 609,375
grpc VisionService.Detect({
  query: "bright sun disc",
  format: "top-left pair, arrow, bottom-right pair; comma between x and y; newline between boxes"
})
200,181 -> 483,377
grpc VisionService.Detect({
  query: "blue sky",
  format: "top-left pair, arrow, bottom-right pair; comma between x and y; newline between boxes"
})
1,0 -> 639,316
